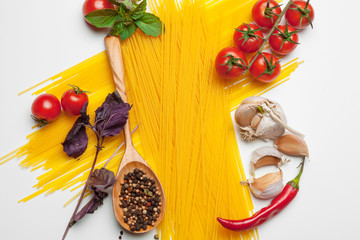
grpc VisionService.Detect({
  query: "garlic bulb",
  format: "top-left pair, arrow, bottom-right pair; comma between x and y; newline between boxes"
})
235,96 -> 303,141
250,146 -> 290,176
246,170 -> 283,199
274,133 -> 309,157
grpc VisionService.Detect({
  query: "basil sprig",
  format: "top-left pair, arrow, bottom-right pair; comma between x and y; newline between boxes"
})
85,0 -> 163,40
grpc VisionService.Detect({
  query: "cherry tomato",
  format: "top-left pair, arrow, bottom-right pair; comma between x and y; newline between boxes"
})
234,23 -> 264,54
269,25 -> 299,55
252,0 -> 282,31
61,85 -> 89,115
215,47 -> 248,79
285,0 -> 314,30
31,94 -> 61,125
82,0 -> 115,26
249,52 -> 281,83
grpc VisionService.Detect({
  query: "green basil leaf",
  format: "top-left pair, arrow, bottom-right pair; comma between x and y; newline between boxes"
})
108,0 -> 139,10
123,0 -> 136,10
131,0 -> 147,20
120,22 -> 137,41
111,22 -> 125,36
118,4 -> 128,17
108,0 -> 122,6
85,9 -> 119,28
135,13 -> 162,37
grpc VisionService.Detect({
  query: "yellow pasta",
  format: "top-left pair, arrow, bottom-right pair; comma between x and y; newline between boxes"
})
0,0 -> 303,239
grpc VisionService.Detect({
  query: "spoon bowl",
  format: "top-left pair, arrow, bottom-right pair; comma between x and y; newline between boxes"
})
112,160 -> 166,233
105,35 -> 165,233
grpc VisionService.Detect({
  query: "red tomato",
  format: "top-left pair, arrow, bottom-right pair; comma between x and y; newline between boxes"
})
249,52 -> 281,83
82,0 -> 115,26
252,0 -> 282,31
269,25 -> 299,55
215,47 -> 248,79
61,85 -> 89,115
234,23 -> 264,54
285,0 -> 315,29
31,94 -> 61,124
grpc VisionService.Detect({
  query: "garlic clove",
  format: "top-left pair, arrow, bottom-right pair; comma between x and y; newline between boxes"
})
253,155 -> 282,170
250,114 -> 261,130
248,169 -> 283,199
235,104 -> 258,127
274,133 -> 309,157
250,146 -> 288,176
241,96 -> 267,106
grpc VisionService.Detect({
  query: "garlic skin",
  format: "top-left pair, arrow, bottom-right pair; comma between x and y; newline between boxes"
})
274,133 -> 309,157
234,96 -> 287,141
250,146 -> 289,176
255,113 -> 285,141
247,169 -> 284,199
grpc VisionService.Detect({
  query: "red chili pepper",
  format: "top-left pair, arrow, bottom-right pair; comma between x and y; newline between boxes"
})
217,158 -> 305,231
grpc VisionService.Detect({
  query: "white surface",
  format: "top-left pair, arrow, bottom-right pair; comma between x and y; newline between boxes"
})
0,0 -> 359,239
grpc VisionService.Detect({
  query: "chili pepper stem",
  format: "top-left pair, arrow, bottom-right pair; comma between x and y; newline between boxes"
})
289,157 -> 305,189
244,0 -> 294,74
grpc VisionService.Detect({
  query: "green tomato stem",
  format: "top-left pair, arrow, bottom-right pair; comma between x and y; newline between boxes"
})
244,0 -> 294,74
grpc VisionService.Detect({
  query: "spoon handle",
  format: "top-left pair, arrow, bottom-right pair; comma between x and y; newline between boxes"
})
105,36 -> 133,147
105,36 -> 127,101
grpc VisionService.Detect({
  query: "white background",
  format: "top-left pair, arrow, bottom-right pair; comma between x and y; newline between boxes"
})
0,0 -> 359,239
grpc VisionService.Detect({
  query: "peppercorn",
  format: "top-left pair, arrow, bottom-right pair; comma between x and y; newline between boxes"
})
119,169 -> 162,232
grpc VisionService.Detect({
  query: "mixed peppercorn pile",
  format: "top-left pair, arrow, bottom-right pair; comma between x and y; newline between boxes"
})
119,169 -> 162,232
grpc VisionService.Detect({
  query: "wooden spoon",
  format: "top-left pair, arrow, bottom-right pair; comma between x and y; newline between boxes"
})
105,36 -> 165,233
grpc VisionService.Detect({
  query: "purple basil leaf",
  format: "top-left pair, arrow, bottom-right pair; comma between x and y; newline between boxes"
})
79,102 -> 90,125
71,168 -> 116,226
95,91 -> 131,138
71,187 -> 108,226
89,168 -> 116,190
62,102 -> 90,158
